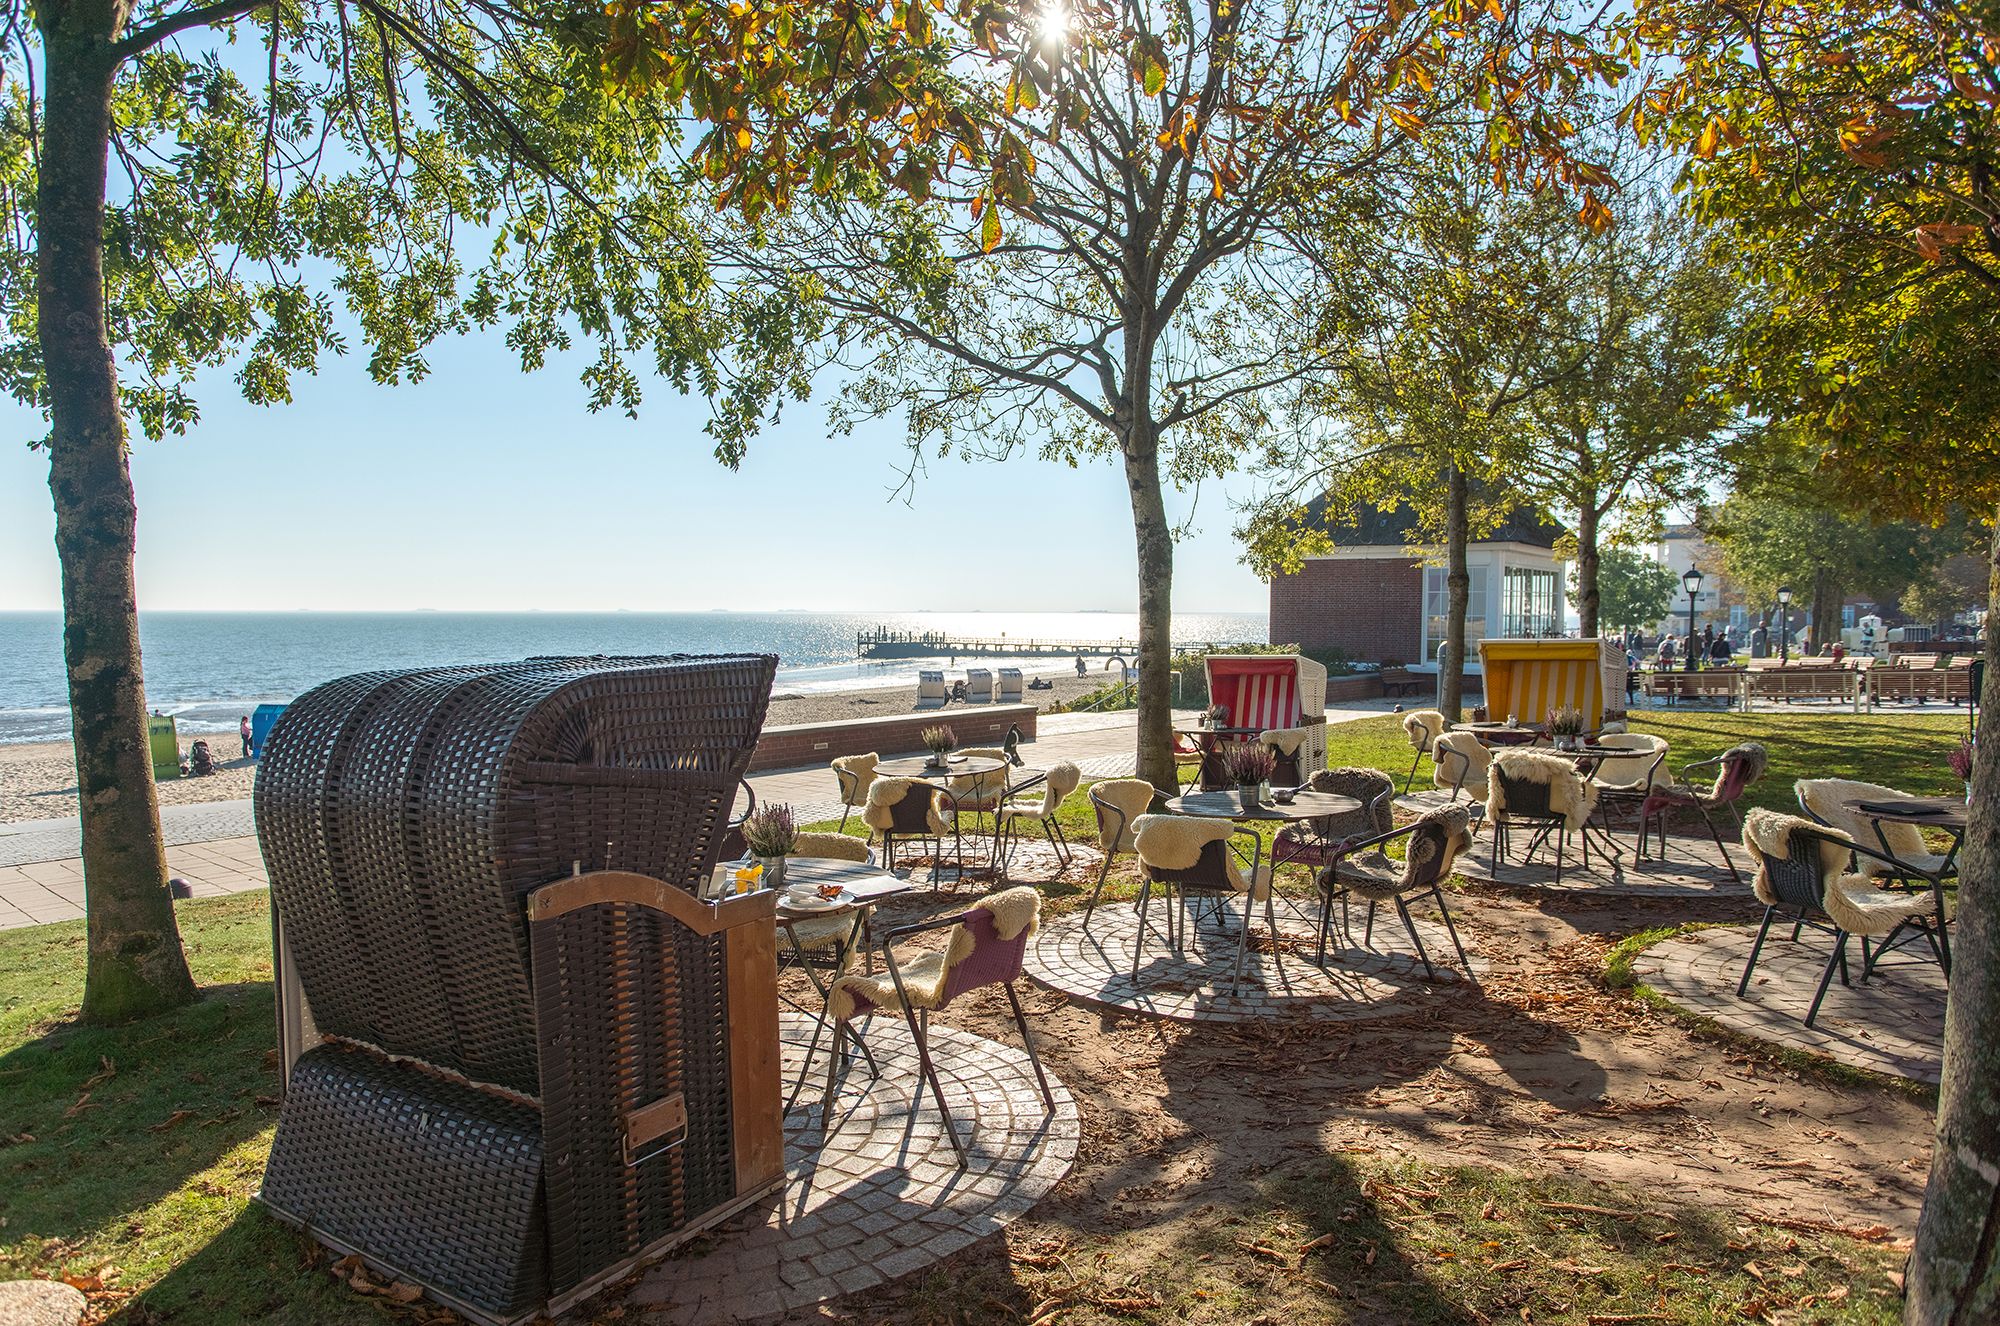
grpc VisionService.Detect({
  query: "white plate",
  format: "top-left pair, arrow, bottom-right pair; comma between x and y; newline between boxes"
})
783,889 -> 848,913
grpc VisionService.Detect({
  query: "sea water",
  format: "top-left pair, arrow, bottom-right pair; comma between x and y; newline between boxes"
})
0,610 -> 1266,743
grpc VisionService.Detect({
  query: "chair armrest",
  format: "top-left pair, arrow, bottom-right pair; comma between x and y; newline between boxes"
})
730,777 -> 756,827
1089,788 -> 1131,848
1843,837 -> 1924,874
882,910 -> 976,942
1328,821 -> 1419,858
1229,824 -> 1264,876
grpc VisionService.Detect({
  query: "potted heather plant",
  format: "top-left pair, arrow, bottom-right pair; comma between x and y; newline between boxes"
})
1546,706 -> 1585,749
1225,742 -> 1278,803
920,724 -> 957,768
741,802 -> 797,889
1949,738 -> 1974,802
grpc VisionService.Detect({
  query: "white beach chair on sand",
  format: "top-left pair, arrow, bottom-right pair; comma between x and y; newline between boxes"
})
915,670 -> 948,710
997,668 -> 1024,704
964,668 -> 994,704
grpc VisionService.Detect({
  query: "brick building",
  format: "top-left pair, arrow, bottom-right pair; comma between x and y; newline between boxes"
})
1267,498 -> 1567,669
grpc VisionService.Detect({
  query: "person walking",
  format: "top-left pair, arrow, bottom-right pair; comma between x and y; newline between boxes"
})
1075,654 -> 1086,678
240,715 -> 254,760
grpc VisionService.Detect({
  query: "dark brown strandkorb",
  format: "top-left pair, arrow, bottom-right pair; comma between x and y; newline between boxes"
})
255,655 -> 783,1325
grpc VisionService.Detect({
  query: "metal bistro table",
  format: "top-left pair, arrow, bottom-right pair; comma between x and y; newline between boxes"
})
766,854 -> 915,1109
1451,721 -> 1544,747
1839,794 -> 1965,974
1172,726 -> 1265,790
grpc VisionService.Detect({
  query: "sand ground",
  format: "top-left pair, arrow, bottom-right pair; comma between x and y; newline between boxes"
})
0,669 -> 1118,823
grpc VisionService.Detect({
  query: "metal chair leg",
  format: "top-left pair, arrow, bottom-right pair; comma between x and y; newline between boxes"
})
1805,932 -> 1850,1029
1003,980 -> 1056,1109
1082,850 -> 1116,926
906,1006 -> 968,1166
839,805 -> 851,832
1404,747 -> 1423,794
1428,885 -> 1474,978
1394,895 -> 1436,980
1738,906 -> 1777,996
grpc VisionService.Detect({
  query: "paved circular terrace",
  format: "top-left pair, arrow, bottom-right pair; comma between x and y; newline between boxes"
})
623,1011 -> 1078,1325
1026,896 -> 1479,1024
1632,925 -> 1944,1083
1446,819 -> 1757,900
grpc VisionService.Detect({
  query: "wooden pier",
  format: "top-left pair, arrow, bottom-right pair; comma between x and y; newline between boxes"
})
855,628 -> 1244,660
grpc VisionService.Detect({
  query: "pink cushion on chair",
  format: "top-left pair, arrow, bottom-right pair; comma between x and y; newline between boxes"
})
938,907 -> 1031,1006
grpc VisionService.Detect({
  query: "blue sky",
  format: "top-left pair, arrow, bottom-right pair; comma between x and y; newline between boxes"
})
0,333 -> 1270,615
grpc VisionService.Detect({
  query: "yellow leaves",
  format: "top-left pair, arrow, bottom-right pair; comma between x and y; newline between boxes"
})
980,199 -> 1002,252
1577,192 -> 1612,234
1837,116 -> 1894,168
1387,105 -> 1427,138
1911,222 -> 1983,261
1692,114 -> 1741,159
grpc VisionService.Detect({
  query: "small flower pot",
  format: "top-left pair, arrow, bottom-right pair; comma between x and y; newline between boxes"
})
1238,782 -> 1262,805
754,855 -> 787,890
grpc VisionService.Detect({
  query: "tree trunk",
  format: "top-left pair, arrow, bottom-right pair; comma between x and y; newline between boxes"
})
1440,464 -> 1470,723
1575,496 -> 1601,638
1809,566 -> 1839,654
1122,421 -> 1178,795
1905,505 -> 2000,1324
38,10 -> 196,1023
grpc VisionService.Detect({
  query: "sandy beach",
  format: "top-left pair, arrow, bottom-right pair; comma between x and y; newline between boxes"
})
0,670 -> 1117,823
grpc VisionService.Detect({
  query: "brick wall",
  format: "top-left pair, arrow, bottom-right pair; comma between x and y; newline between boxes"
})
1269,557 -> 1424,666
747,704 -> 1039,773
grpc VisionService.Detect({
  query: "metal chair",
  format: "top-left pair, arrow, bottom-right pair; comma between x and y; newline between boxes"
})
861,777 -> 963,881
1400,709 -> 1446,793
1737,810 -> 1944,1027
1487,750 -> 1593,885
823,888 -> 1053,1166
1316,804 -> 1477,981
831,753 -> 878,832
1271,767 -> 1395,875
1130,815 -> 1277,996
1430,731 -> 1490,801
996,761 -> 1081,876
1638,742 -> 1767,882
1080,778 -> 1156,924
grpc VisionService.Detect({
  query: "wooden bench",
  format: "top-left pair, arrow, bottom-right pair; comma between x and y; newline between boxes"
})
1379,668 -> 1427,698
1643,669 -> 1742,705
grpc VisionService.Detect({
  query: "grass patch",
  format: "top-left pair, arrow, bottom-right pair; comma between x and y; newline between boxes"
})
0,893 -> 384,1324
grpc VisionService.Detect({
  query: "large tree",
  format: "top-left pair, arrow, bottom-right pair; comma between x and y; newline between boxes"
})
1587,545 -> 1678,635
1238,125 -> 1585,722
2,0 -> 783,1019
1514,192 -> 1738,635
624,0 -> 1621,790
1625,0 -> 2000,1313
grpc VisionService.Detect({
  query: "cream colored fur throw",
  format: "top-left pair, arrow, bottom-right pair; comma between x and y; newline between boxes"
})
831,752 -> 878,806
1488,749 -> 1599,832
1001,761 -> 1081,821
1795,778 -> 1948,872
792,832 -> 870,863
1090,779 -> 1156,852
1741,808 -> 1931,936
1132,814 -> 1270,898
1431,731 -> 1490,795
862,777 -> 951,835
1403,709 -> 1446,751
826,886 -> 1040,1022
1259,726 -> 1310,756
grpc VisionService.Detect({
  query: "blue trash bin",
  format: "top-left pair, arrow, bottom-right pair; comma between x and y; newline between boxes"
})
251,703 -> 288,759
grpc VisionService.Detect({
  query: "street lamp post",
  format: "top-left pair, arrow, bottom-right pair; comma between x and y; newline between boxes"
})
1682,567 -> 1704,672
1777,585 -> 1793,667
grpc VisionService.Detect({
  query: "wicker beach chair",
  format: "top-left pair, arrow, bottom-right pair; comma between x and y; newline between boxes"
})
255,655 -> 781,1324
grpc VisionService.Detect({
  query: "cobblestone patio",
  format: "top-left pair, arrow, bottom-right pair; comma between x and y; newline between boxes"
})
1026,895 -> 1478,1024
623,1010 -> 1078,1324
1449,818 -> 1757,901
1632,925 -> 1944,1083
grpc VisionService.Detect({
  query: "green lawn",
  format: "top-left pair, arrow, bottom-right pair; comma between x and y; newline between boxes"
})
0,893 -> 384,1324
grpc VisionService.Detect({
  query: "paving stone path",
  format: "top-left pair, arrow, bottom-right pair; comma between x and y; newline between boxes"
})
625,1011 -> 1077,1324
1633,925 -> 1944,1083
1026,897 -> 1478,1024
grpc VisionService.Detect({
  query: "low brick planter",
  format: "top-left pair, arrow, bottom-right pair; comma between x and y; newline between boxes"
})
747,704 -> 1039,773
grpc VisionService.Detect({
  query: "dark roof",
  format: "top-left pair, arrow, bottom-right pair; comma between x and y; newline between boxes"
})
1293,492 -> 1564,550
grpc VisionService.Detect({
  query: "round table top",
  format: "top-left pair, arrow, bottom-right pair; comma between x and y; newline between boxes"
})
875,753 -> 1009,779
1162,789 -> 1362,822
1838,795 -> 1967,830
761,854 -> 910,918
